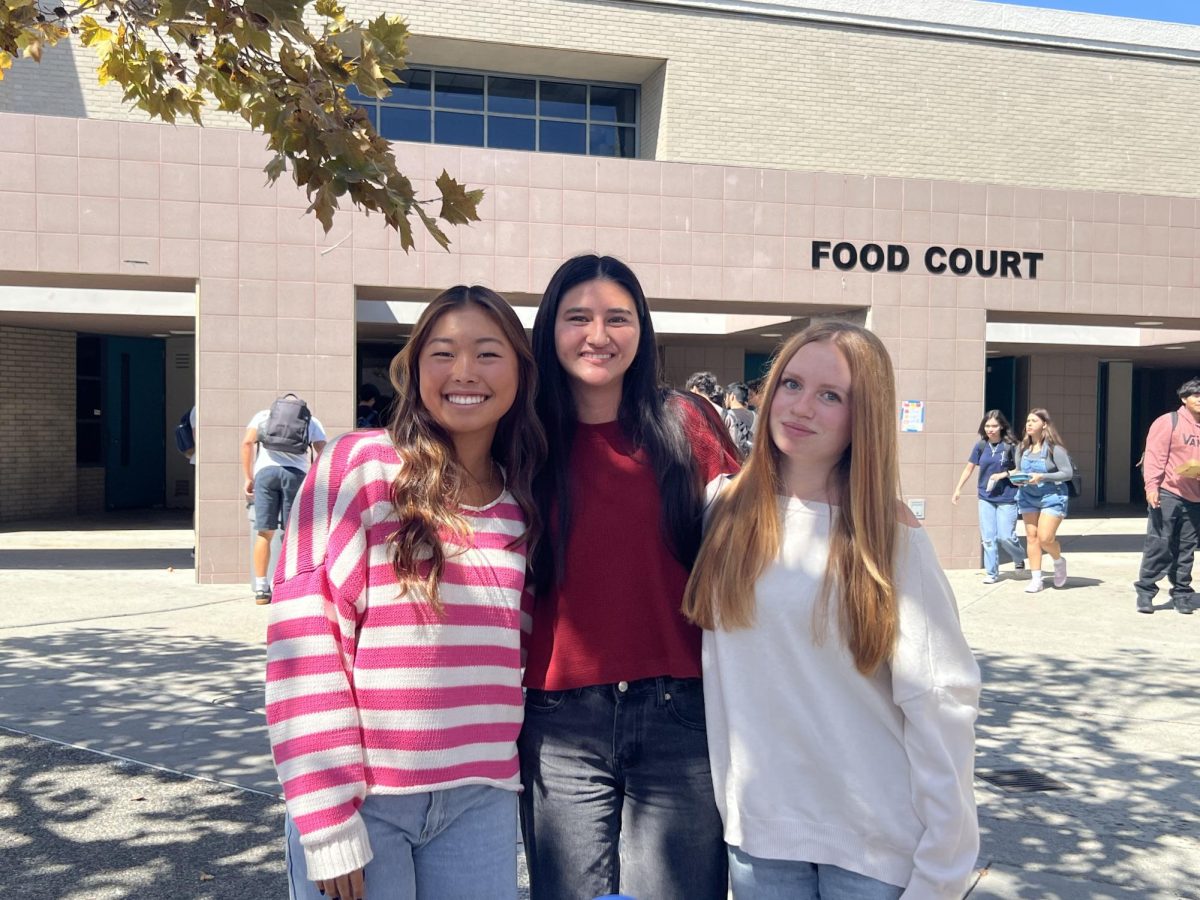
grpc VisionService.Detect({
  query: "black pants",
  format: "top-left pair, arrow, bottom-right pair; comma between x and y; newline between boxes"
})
1134,490 -> 1200,602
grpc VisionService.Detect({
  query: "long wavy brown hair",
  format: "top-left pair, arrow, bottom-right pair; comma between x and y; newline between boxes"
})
682,321 -> 901,675
385,285 -> 545,613
1018,407 -> 1067,454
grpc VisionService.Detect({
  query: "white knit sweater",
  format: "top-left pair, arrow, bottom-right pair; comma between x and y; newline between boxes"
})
703,496 -> 981,899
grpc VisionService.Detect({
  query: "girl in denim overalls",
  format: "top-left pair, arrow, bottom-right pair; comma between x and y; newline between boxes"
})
989,407 -> 1073,593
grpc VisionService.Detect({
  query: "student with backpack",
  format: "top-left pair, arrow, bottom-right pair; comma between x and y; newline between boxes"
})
723,382 -> 757,460
987,408 -> 1074,594
241,394 -> 327,604
952,410 -> 1025,584
1134,377 -> 1200,615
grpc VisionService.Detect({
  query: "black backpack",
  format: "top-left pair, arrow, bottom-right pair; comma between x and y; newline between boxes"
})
174,409 -> 195,455
259,394 -> 312,455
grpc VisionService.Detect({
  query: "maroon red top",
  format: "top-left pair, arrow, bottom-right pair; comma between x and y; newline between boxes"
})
524,399 -> 739,691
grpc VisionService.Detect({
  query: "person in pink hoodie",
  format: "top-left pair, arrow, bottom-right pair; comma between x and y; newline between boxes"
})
1135,377 -> 1200,615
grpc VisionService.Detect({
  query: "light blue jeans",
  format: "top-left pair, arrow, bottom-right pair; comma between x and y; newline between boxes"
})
285,785 -> 518,900
728,846 -> 903,899
978,498 -> 1023,577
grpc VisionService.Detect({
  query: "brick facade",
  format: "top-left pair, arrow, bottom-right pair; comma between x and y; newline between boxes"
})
0,326 -> 77,523
2,1 -> 1198,196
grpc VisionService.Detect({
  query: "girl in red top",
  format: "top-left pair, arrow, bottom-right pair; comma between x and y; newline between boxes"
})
519,255 -> 739,900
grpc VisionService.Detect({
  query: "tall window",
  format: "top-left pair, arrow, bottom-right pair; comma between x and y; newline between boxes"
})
349,67 -> 638,158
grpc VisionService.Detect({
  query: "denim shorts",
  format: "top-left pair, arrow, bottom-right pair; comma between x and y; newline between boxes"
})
1018,486 -> 1068,518
253,465 -> 305,531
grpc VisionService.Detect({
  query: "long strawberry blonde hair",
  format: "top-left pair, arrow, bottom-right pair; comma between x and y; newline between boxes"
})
682,321 -> 901,675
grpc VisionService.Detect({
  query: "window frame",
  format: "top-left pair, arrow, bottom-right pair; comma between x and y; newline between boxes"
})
352,64 -> 639,158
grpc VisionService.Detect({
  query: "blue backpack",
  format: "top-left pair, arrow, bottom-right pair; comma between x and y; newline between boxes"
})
174,409 -> 194,455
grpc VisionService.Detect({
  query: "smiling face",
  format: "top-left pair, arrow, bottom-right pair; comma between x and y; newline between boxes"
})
769,340 -> 853,481
418,306 -> 519,446
984,417 -> 1002,441
553,278 -> 641,413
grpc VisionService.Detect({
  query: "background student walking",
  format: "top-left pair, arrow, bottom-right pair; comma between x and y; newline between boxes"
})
241,394 -> 326,603
1134,377 -> 1200,615
989,408 -> 1073,594
952,410 -> 1025,583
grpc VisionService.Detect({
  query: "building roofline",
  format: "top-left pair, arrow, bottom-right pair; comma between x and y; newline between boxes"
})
623,0 -> 1200,62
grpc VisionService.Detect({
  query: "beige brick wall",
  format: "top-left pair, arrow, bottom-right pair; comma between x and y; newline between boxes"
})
1026,353 -> 1100,511
77,466 -> 104,515
5,1 -> 1196,196
0,326 -> 77,523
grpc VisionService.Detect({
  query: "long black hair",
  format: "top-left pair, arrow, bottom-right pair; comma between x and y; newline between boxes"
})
977,409 -> 1016,444
530,254 -> 711,593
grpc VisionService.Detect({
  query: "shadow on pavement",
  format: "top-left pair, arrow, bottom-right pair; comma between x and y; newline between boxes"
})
0,510 -> 194,534
1057,533 -> 1146,555
0,627 -> 270,792
973,648 -> 1200,897
0,548 -> 196,570
0,732 -> 283,900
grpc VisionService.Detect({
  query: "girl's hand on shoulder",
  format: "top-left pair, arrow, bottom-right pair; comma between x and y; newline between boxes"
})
317,868 -> 365,900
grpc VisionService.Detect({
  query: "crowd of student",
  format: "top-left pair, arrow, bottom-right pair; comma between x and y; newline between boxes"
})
262,255 -> 982,900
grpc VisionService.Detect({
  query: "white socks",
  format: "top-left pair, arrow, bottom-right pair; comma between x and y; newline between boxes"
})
1025,570 -> 1044,593
255,576 -> 270,592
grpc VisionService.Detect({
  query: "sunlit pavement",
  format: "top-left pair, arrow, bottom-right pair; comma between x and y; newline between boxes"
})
1,509 -> 1197,899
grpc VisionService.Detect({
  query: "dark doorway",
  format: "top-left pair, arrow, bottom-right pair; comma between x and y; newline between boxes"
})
104,336 -> 166,509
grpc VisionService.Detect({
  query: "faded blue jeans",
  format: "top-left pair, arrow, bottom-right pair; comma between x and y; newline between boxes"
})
978,498 -> 1023,577
728,846 -> 903,900
285,785 -> 518,900
518,676 -> 727,900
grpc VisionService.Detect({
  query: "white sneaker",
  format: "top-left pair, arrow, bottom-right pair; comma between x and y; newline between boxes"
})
982,574 -> 999,584
1025,574 -> 1044,594
1053,558 -> 1068,588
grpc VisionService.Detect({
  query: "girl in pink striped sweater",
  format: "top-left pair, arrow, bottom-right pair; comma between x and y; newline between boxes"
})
266,286 -> 545,900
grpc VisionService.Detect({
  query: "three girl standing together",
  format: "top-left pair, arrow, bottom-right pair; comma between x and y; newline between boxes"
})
266,256 -> 982,900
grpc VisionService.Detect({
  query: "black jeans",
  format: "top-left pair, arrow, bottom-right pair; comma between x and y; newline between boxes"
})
518,677 -> 727,900
1134,489 -> 1200,602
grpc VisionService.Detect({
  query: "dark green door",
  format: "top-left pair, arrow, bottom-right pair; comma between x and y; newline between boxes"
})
984,356 -> 1018,425
104,337 -> 166,509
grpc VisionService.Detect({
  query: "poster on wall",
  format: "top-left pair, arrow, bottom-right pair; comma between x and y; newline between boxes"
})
900,400 -> 925,433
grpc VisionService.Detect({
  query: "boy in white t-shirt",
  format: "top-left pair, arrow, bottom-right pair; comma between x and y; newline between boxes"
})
241,404 -> 327,603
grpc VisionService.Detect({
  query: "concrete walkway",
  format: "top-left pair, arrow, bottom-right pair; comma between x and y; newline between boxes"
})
0,510 -> 1197,899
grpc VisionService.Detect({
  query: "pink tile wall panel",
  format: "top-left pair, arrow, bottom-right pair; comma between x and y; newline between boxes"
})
7,112 -> 1198,572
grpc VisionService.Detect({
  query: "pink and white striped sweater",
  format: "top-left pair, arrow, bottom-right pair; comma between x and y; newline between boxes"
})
265,430 -> 529,881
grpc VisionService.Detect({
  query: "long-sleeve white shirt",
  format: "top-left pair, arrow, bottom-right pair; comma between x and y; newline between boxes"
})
703,496 -> 981,899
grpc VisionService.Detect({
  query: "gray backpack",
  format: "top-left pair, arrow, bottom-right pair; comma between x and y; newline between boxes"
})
259,393 -> 312,455
724,408 -> 756,459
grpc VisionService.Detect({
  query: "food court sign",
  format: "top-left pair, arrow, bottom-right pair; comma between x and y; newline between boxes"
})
812,241 -> 1044,279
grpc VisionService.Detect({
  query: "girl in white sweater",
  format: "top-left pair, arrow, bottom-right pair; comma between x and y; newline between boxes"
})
683,322 -> 981,900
